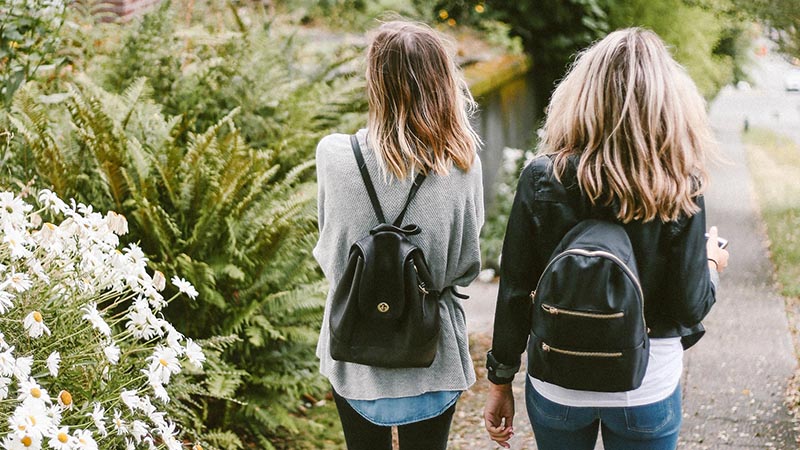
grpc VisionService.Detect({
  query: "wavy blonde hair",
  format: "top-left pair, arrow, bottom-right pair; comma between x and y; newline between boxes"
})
540,28 -> 715,223
366,21 -> 480,179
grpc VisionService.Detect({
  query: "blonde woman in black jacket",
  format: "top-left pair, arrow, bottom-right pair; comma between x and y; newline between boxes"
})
483,28 -> 729,450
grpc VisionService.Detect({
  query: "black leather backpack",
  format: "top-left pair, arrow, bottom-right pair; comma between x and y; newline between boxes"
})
529,219 -> 649,392
329,136 -> 465,368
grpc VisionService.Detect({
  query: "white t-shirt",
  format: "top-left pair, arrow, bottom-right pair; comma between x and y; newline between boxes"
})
530,337 -> 683,407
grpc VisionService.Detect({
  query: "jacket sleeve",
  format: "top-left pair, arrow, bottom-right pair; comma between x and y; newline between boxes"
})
488,163 -> 540,379
663,195 -> 717,326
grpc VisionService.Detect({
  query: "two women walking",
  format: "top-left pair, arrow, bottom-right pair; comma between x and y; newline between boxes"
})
314,20 -> 729,450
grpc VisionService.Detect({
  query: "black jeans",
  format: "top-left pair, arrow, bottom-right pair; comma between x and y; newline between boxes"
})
332,390 -> 456,450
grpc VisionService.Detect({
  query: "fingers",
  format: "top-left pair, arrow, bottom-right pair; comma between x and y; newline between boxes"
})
485,423 -> 513,448
484,413 -> 514,448
708,225 -> 718,241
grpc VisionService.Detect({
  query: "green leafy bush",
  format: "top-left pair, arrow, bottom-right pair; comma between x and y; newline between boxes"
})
98,2 -> 365,167
0,0 -> 67,106
8,78 -> 330,448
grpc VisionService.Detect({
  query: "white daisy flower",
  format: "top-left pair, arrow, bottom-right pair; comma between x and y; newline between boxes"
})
3,226 -> 32,259
37,189 -> 68,214
12,356 -> 33,381
80,303 -> 111,336
152,271 -> 166,291
57,390 -> 73,409
0,290 -> 13,314
0,346 -> 15,376
22,311 -> 51,339
48,427 -> 73,450
1,433 -> 41,450
46,352 -> 60,377
86,402 -> 107,437
4,270 -> 32,293
170,276 -> 198,299
130,420 -> 148,443
0,331 -> 7,349
120,390 -> 140,411
164,325 -> 183,355
0,376 -> 10,400
146,346 -> 181,385
184,339 -> 206,370
17,379 -> 51,404
112,409 -> 128,435
103,342 -> 120,365
10,397 -> 52,439
105,211 -> 128,235
73,429 -> 98,450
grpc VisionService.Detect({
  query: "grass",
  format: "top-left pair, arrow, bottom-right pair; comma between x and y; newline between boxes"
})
742,127 -> 800,298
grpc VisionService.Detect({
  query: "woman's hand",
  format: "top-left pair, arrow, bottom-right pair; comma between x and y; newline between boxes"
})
484,383 -> 515,448
706,226 -> 729,273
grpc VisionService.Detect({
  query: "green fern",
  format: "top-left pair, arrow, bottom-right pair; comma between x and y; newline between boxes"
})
9,77 -> 334,446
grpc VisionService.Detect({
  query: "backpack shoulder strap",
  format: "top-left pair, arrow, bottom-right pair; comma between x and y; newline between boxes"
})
392,171 -> 426,227
351,134 -> 386,224
351,134 -> 427,226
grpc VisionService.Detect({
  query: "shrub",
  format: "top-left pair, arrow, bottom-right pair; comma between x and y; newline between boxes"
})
0,0 -> 67,107
98,2 -> 366,168
0,187 -> 208,449
8,79 -> 328,448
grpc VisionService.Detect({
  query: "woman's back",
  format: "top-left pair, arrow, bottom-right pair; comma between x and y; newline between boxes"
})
314,129 -> 483,400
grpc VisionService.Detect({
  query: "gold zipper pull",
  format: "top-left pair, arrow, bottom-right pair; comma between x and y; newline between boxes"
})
529,290 -> 536,301
542,343 -> 550,352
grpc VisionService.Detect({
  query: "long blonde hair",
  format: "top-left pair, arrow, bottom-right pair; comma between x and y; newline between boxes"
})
366,21 -> 481,179
540,28 -> 715,223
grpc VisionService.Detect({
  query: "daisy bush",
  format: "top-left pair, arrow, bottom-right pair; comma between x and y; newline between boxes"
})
0,189 -> 207,450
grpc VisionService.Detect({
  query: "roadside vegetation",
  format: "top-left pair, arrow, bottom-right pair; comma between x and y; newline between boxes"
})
743,128 -> 800,298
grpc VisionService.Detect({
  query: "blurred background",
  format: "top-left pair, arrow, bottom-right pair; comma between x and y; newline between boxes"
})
2,0 -> 799,448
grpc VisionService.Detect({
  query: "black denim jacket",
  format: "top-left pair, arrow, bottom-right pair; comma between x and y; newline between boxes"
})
487,155 -> 716,384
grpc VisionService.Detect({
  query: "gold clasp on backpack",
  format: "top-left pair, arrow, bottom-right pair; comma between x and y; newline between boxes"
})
377,302 -> 390,313
418,282 -> 429,295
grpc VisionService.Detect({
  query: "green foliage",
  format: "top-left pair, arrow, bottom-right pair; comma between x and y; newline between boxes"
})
98,1 -> 365,166
480,148 -> 532,272
604,0 -> 739,98
276,0 -> 421,30
744,128 -> 800,299
0,0 -> 67,106
8,78 -> 330,447
729,0 -> 800,57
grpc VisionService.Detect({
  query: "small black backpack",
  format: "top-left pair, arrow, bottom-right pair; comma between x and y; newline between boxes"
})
329,136 -> 464,368
529,219 -> 649,392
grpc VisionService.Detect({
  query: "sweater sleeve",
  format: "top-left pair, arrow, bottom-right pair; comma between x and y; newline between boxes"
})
451,156 -> 485,289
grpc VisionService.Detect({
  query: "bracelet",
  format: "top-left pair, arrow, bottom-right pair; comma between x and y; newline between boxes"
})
708,258 -> 718,270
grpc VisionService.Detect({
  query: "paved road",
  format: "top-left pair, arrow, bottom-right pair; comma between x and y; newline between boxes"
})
463,41 -> 800,449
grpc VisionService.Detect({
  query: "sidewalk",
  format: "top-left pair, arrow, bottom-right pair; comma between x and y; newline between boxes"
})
460,87 -> 799,448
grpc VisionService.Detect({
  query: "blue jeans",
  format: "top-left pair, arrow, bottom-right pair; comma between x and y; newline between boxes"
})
526,377 -> 681,450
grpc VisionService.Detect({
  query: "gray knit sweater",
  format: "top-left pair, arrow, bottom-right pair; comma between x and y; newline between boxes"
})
314,129 -> 484,400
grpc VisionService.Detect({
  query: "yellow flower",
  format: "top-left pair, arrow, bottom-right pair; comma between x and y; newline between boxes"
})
8,41 -> 19,49
438,9 -> 449,20
58,390 -> 73,408
475,4 -> 485,13
447,18 -> 457,27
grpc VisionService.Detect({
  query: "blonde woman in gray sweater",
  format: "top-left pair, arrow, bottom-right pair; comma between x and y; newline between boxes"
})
313,21 -> 484,450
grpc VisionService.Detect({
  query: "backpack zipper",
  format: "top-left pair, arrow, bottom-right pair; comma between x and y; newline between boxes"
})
532,248 -> 646,327
541,342 -> 622,358
541,303 -> 624,319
